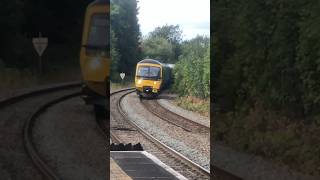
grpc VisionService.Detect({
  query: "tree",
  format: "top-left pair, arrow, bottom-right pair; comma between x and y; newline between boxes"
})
0,0 -> 25,67
212,0 -> 320,174
212,0 -> 309,116
142,36 -> 174,63
110,29 -> 120,81
148,25 -> 183,62
173,36 -> 210,98
296,0 -> 320,115
111,0 -> 141,76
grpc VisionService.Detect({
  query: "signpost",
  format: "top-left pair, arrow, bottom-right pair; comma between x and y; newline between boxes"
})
32,32 -> 48,74
120,72 -> 125,85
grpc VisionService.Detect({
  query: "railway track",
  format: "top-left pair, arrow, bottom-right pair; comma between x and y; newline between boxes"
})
140,97 -> 243,180
110,88 -> 210,179
140,98 -> 209,133
110,88 -> 243,180
0,82 -> 81,180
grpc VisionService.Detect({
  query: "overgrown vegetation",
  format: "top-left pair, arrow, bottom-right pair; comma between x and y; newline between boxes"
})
110,76 -> 135,91
174,96 -> 210,117
141,25 -> 210,115
213,0 -> 320,175
109,1 -> 210,114
0,65 -> 80,96
173,36 -> 210,99
110,0 -> 141,81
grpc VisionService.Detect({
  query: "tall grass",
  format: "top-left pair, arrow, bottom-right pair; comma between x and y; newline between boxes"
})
174,96 -> 210,117
0,66 -> 80,97
110,75 -> 134,91
214,103 -> 320,176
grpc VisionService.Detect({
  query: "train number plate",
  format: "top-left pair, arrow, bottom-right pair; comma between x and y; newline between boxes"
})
152,89 -> 158,93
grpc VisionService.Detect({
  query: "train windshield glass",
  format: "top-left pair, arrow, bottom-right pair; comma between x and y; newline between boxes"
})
137,66 -> 161,79
87,14 -> 109,49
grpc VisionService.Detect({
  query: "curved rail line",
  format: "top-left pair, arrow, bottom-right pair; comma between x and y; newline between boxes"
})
111,88 -> 243,180
0,82 -> 81,180
0,82 -> 81,108
140,98 -> 209,133
110,88 -> 210,179
119,90 -> 210,177
109,88 -> 135,144
139,95 -> 242,180
24,92 -> 81,180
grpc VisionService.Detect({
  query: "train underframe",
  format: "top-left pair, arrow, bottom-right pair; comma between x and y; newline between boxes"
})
136,86 -> 160,98
81,80 -> 108,112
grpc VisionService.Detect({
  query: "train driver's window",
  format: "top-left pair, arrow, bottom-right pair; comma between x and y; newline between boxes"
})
137,67 -> 149,77
149,67 -> 160,78
137,66 -> 160,78
87,13 -> 109,56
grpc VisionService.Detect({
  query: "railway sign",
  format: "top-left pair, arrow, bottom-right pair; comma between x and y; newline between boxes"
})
32,32 -> 48,74
120,73 -> 125,80
32,33 -> 48,56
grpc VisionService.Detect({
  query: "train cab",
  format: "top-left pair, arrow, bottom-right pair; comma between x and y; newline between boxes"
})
135,59 -> 163,97
80,0 -> 109,107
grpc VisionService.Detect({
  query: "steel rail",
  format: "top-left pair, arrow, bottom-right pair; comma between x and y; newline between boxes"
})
141,98 -> 209,132
110,131 -> 121,144
0,81 -> 81,108
0,82 -> 82,180
24,91 -> 81,180
116,89 -> 211,178
102,88 -> 135,145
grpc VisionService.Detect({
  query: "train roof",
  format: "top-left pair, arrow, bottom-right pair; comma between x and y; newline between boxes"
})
138,59 -> 161,65
162,63 -> 175,68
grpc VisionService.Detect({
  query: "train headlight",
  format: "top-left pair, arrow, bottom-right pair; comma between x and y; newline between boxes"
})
153,81 -> 157,85
138,80 -> 142,84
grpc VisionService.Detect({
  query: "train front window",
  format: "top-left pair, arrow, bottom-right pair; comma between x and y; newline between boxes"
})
137,66 -> 161,79
86,14 -> 109,56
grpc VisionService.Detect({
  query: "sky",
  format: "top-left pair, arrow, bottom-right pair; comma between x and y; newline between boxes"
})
137,0 -> 210,40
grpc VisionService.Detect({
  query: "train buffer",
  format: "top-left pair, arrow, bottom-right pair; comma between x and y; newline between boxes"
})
111,151 -> 187,180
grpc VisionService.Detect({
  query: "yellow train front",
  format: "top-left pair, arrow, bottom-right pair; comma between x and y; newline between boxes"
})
135,59 -> 170,98
80,0 -> 109,108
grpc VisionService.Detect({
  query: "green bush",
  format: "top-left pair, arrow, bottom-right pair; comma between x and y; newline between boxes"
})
173,36 -> 210,99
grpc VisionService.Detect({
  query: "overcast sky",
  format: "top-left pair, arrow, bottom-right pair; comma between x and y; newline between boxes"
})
137,0 -> 210,40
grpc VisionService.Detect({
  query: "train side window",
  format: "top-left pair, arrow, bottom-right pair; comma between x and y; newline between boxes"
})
86,13 -> 109,57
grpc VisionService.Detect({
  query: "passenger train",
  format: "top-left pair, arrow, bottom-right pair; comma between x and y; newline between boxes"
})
135,59 -> 174,98
80,0 -> 109,108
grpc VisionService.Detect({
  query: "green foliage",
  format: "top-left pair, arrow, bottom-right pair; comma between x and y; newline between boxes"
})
213,0 -> 320,117
142,36 -> 174,62
214,108 -> 320,175
110,29 -> 120,81
110,0 -> 141,76
173,36 -> 210,99
296,0 -> 320,115
174,96 -> 210,117
110,75 -> 135,91
143,25 -> 183,62
213,0 -> 320,175
149,25 -> 183,44
0,66 -> 80,96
